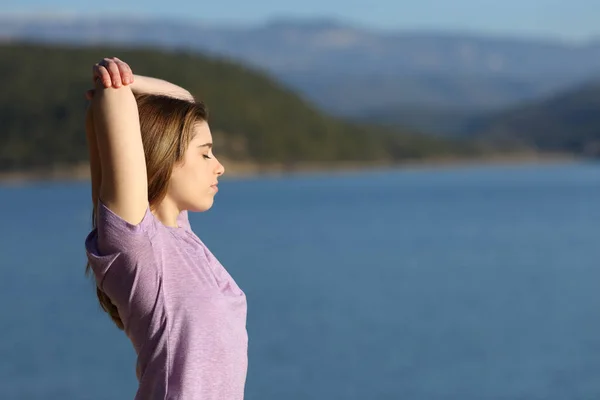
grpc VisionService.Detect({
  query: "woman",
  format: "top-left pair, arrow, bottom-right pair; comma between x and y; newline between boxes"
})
84,57 -> 248,399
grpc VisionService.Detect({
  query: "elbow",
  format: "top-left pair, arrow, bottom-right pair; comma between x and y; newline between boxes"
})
182,90 -> 195,102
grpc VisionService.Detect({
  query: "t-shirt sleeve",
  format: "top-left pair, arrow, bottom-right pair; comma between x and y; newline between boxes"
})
84,200 -> 161,330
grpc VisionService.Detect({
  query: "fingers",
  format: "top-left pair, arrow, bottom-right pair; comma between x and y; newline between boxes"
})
92,57 -> 134,88
104,59 -> 122,87
89,57 -> 134,98
114,57 -> 134,85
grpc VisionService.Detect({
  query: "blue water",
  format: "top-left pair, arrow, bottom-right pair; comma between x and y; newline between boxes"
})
1,162 -> 599,399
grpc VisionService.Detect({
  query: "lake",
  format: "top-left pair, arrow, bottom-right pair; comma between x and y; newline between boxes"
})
0,162 -> 599,399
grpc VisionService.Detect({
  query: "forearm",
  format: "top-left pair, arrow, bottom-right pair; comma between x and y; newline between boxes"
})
130,75 -> 194,102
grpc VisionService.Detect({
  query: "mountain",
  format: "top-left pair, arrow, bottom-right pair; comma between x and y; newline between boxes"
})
0,42 -> 473,173
463,82 -> 600,156
2,16 -> 600,116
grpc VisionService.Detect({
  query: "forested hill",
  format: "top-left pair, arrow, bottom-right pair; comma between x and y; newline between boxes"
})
464,82 -> 600,156
0,43 -> 473,173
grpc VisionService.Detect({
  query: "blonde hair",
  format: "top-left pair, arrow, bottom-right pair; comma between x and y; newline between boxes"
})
87,94 -> 209,330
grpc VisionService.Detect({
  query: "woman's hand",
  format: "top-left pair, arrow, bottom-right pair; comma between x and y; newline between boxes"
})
86,57 -> 134,100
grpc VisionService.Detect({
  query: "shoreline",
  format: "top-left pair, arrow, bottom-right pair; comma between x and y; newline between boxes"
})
0,153 -> 583,185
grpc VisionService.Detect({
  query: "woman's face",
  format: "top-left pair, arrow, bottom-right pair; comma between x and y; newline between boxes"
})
168,121 -> 225,212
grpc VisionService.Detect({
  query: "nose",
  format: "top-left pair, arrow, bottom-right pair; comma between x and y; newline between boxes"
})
215,159 -> 225,176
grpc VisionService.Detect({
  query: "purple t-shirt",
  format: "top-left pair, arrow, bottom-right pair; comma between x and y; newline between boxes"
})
85,201 -> 248,399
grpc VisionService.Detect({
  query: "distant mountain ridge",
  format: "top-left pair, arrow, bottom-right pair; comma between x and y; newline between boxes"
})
2,15 -> 600,115
2,16 -> 599,76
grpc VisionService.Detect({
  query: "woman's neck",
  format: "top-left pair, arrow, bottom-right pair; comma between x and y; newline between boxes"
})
152,199 -> 181,228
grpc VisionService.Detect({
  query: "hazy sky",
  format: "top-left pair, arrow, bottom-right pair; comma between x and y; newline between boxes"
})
2,0 -> 598,42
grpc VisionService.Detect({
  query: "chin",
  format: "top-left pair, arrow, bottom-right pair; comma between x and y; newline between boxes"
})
190,198 -> 215,213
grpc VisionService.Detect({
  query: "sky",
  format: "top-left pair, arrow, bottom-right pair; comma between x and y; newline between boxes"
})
2,0 -> 598,42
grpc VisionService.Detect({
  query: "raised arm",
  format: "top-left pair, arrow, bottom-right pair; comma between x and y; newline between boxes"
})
90,58 -> 148,225
86,70 -> 195,102
86,58 -> 195,226
130,75 -> 194,102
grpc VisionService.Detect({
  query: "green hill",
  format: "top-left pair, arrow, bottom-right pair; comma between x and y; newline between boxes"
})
464,83 -> 600,156
0,42 -> 477,174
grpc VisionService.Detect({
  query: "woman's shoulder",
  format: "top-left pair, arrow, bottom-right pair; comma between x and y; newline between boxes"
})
85,201 -> 161,288
87,199 -> 158,259
96,199 -> 156,236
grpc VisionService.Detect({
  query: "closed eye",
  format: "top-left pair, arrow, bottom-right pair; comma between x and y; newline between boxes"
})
203,154 -> 212,160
